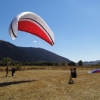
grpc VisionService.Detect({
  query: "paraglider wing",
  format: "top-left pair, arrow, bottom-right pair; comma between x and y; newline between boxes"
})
88,68 -> 100,73
9,12 -> 55,46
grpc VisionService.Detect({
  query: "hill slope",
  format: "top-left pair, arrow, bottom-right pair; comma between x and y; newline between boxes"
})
0,40 -> 71,63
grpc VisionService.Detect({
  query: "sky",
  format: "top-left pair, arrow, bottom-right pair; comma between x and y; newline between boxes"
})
0,0 -> 100,62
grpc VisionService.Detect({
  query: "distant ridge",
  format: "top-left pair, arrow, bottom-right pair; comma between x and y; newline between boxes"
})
0,40 -> 71,63
83,60 -> 100,65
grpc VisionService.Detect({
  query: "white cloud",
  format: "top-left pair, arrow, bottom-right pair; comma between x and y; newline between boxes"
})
33,40 -> 37,43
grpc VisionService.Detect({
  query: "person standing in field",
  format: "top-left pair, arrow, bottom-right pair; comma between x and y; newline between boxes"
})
6,65 -> 9,77
68,67 -> 77,84
68,68 -> 74,84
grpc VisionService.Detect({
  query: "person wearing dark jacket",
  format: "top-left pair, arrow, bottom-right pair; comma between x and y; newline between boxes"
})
68,68 -> 74,84
10,65 -> 15,76
68,68 -> 77,84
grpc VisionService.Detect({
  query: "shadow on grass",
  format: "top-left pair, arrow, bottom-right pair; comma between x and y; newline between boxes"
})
0,76 -> 13,78
0,80 -> 36,87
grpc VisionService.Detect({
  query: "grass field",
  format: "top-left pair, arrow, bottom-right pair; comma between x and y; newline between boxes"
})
0,68 -> 100,100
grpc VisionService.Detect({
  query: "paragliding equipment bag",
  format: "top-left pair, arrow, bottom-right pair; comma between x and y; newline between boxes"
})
71,71 -> 77,78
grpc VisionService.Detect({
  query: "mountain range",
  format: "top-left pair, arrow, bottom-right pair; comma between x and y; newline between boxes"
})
83,60 -> 100,65
0,40 -> 71,63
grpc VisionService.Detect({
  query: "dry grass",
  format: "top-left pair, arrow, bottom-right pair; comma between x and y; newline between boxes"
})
0,69 -> 100,100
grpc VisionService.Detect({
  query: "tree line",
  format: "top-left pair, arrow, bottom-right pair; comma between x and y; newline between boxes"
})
0,57 -> 83,66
